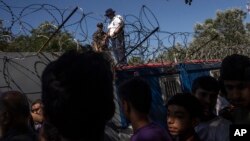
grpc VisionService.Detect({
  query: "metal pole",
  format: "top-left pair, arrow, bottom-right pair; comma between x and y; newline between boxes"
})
115,27 -> 159,67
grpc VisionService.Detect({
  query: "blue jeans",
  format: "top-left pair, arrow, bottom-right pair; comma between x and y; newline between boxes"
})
110,36 -> 126,64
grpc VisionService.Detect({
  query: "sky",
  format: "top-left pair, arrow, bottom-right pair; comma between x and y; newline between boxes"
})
1,0 -> 250,43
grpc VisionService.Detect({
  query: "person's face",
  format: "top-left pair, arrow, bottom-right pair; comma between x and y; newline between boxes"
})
224,80 -> 250,109
167,105 -> 195,136
106,13 -> 114,20
32,103 -> 43,115
194,88 -> 218,116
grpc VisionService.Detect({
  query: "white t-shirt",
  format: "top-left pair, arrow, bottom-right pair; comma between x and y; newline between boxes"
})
215,95 -> 230,115
108,15 -> 124,37
195,117 -> 231,141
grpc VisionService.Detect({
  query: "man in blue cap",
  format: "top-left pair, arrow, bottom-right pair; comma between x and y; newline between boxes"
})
105,8 -> 126,65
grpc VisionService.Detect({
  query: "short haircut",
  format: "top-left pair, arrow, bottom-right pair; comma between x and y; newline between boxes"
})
118,77 -> 152,115
167,93 -> 203,119
42,50 -> 115,140
0,91 -> 30,119
192,76 -> 220,93
31,99 -> 42,106
220,54 -> 250,81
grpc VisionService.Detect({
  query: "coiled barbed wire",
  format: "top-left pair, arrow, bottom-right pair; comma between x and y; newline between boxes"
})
1,1 -> 250,96
0,2 -> 196,60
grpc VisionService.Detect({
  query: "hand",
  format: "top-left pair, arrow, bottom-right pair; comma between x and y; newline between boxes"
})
110,32 -> 115,38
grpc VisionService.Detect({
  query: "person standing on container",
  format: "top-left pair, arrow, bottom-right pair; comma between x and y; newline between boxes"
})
105,8 -> 126,65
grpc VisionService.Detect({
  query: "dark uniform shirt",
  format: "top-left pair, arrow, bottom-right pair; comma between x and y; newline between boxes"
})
92,29 -> 108,52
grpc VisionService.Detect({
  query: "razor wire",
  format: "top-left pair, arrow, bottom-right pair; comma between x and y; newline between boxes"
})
0,2 -> 196,60
1,1 -> 250,96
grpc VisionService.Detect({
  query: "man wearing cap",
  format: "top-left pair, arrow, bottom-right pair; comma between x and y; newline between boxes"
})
92,22 -> 108,52
105,8 -> 126,65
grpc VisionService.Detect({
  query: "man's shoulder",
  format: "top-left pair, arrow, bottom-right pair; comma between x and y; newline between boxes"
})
115,14 -> 123,18
93,30 -> 105,36
114,15 -> 124,21
132,123 -> 170,141
197,117 -> 231,129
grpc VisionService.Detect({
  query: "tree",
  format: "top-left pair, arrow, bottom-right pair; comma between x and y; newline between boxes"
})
155,43 -> 186,62
0,21 -> 78,52
154,8 -> 250,62
128,56 -> 144,65
0,19 -> 13,51
186,8 -> 250,60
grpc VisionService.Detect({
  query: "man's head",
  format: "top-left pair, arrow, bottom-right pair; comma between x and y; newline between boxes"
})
105,8 -> 115,19
166,94 -> 202,136
118,77 -> 152,119
97,22 -> 103,29
220,54 -> 250,109
41,50 -> 115,140
31,99 -> 43,115
192,76 -> 219,116
0,91 -> 30,136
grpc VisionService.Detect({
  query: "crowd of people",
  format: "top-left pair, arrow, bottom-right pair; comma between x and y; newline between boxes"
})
0,8 -> 250,141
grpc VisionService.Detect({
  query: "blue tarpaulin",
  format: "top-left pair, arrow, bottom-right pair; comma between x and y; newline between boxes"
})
115,61 -> 221,128
115,67 -> 167,128
178,63 -> 210,93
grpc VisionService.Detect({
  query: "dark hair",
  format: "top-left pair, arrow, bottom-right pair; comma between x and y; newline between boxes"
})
220,54 -> 250,81
105,8 -> 115,16
31,99 -> 42,106
192,76 -> 220,93
118,77 -> 152,115
97,22 -> 103,28
167,93 -> 203,118
0,91 -> 30,119
41,50 -> 115,140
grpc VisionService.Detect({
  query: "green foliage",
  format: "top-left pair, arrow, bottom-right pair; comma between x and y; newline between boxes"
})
128,56 -> 144,65
154,8 -> 250,62
0,21 -> 78,52
187,8 -> 250,59
155,43 -> 186,62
